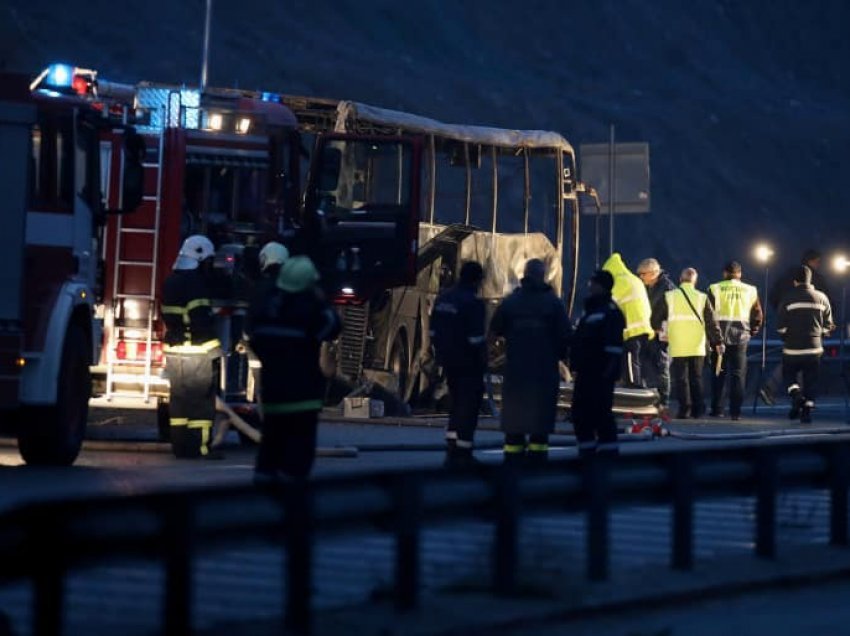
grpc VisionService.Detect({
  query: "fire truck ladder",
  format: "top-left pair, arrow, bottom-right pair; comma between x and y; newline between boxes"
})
104,127 -> 165,402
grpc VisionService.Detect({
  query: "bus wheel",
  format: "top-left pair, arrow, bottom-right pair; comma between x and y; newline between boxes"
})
18,322 -> 90,466
389,333 -> 409,401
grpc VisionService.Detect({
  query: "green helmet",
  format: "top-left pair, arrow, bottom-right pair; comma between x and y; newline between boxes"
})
276,256 -> 320,292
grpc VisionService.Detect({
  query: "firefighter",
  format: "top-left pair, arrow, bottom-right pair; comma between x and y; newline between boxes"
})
247,256 -> 341,481
636,257 -> 676,410
569,270 -> 624,458
244,241 -> 291,335
776,265 -> 834,423
760,249 -> 834,405
490,259 -> 572,465
660,268 -> 722,419
160,235 -> 223,459
429,261 -> 487,467
707,261 -> 763,420
602,253 -> 654,388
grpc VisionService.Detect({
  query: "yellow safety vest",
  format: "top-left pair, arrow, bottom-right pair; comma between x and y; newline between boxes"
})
603,253 -> 654,341
665,283 -> 707,358
708,279 -> 757,326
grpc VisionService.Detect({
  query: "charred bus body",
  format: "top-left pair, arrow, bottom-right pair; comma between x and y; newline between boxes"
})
289,99 -> 580,406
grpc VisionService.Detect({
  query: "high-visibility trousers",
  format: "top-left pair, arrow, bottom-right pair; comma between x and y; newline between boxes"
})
166,351 -> 217,458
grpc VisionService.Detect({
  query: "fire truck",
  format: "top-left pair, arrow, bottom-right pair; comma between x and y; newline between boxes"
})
0,65 -> 143,465
36,65 -> 305,418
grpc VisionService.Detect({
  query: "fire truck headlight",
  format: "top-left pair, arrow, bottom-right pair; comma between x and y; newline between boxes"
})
236,117 -> 251,134
341,286 -> 355,296
208,113 -> 223,131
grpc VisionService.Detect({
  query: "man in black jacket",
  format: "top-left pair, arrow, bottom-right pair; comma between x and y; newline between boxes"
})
637,258 -> 676,410
761,249 -> 834,405
490,259 -> 572,465
161,235 -> 223,459
247,256 -> 341,481
569,270 -> 625,457
430,261 -> 486,467
776,265 -> 834,423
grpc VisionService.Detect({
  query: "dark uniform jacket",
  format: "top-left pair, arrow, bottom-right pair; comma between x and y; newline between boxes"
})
770,265 -> 833,311
247,287 -> 341,410
569,293 -> 625,381
776,284 -> 834,355
161,268 -> 219,348
646,271 -> 676,332
429,283 -> 487,375
489,278 -> 572,435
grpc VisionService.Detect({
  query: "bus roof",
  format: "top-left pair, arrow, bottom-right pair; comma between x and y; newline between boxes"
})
335,100 -> 575,154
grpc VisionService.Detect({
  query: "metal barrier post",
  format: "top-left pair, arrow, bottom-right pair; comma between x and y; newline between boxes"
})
164,502 -> 193,636
586,457 -> 610,581
755,450 -> 778,559
829,445 -> 850,546
493,465 -> 519,595
284,481 -> 313,635
670,456 -> 694,570
394,474 -> 422,611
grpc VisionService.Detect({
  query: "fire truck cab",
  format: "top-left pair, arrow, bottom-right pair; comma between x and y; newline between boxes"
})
0,65 -> 143,465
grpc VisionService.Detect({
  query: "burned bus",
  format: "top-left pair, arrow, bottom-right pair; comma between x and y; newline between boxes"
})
290,99 -> 580,405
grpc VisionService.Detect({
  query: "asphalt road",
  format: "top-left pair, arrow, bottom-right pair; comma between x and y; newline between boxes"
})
1,401 -> 850,635
2,399 -> 850,513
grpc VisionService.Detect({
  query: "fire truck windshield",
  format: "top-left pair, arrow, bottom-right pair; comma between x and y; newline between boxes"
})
183,160 -> 271,242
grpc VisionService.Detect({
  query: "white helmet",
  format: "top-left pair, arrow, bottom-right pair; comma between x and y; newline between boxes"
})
173,235 -> 215,270
258,241 -> 290,272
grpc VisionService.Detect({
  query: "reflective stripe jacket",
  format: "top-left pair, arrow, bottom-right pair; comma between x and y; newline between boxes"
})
247,286 -> 342,410
602,253 -> 654,341
429,283 -> 486,374
776,284 -> 834,355
160,268 -> 219,349
707,278 -> 763,345
662,283 -> 721,358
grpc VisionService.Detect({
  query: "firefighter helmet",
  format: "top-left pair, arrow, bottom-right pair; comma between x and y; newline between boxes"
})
173,235 -> 215,270
276,256 -> 320,292
258,241 -> 290,272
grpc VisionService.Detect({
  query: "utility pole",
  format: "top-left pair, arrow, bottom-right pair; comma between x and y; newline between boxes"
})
200,0 -> 213,92
608,123 -> 616,255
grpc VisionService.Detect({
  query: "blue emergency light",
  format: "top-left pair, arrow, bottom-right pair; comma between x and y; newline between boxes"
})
45,63 -> 74,88
261,91 -> 281,103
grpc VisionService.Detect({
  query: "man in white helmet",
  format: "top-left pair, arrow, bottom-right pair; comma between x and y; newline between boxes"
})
160,235 -> 223,459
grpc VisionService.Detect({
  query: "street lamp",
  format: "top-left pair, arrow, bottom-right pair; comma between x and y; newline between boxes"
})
832,255 -> 848,421
752,243 -> 774,414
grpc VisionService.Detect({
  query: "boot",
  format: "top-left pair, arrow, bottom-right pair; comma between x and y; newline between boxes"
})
800,400 -> 814,424
788,388 -> 803,420
445,446 -> 478,469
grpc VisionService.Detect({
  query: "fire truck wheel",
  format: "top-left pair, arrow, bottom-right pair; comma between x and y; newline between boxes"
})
18,322 -> 90,466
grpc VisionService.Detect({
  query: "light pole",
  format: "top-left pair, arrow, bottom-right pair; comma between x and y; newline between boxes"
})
752,243 -> 774,414
832,255 -> 848,422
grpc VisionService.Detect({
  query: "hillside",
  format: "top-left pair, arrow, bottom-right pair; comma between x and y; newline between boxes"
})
3,0 -> 850,298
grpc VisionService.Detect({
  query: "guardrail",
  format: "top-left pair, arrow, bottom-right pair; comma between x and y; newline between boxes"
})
2,438 -> 850,635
